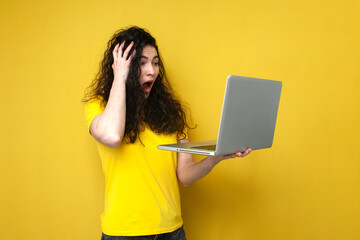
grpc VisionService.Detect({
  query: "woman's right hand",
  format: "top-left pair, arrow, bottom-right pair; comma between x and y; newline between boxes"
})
112,41 -> 136,82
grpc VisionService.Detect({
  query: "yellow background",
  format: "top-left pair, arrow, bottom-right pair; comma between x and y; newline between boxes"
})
1,0 -> 359,239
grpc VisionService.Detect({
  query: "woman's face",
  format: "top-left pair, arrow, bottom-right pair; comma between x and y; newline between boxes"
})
138,45 -> 159,97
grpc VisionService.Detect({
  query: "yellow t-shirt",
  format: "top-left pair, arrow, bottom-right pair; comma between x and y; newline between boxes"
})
85,99 -> 183,236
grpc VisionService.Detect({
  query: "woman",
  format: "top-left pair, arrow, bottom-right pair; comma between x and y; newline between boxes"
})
84,26 -> 252,239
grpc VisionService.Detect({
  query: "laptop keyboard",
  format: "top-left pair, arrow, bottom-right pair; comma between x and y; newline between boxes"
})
191,144 -> 217,151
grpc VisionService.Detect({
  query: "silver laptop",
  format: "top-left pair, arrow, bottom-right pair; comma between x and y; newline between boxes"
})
157,75 -> 282,156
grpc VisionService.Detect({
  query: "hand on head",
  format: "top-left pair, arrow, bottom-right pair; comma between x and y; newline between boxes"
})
112,41 -> 136,82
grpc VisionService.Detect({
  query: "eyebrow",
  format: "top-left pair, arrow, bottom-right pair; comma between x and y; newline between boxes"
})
140,56 -> 159,60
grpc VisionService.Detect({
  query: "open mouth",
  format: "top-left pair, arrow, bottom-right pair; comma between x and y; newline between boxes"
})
142,81 -> 154,94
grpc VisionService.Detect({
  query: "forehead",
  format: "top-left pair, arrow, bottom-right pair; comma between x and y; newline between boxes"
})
141,45 -> 158,56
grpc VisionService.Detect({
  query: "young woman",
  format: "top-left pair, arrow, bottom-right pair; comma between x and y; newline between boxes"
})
83,26 -> 252,240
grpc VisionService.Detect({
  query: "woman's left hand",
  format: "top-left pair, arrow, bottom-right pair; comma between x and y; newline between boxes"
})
210,148 -> 252,164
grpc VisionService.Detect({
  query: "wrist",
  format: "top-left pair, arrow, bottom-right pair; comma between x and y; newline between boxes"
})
207,156 -> 221,168
113,75 -> 127,84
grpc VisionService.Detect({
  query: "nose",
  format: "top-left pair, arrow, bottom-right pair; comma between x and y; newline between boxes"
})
146,63 -> 155,75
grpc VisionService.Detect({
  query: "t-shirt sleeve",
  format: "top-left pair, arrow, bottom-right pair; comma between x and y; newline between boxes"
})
84,98 -> 105,132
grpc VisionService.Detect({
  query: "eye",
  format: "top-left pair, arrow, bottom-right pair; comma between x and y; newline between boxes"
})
153,62 -> 159,66
140,62 -> 146,66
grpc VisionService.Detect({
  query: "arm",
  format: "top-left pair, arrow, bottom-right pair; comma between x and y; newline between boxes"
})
176,138 -> 252,187
90,41 -> 136,148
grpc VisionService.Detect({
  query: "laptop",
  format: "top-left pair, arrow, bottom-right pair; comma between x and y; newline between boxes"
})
157,75 -> 282,156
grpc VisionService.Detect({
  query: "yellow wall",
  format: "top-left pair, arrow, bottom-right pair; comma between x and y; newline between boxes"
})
1,0 -> 359,239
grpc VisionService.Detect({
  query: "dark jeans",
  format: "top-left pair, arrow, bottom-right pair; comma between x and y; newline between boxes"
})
101,226 -> 186,240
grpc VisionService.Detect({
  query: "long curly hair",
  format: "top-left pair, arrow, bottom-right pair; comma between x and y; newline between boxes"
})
83,26 -> 191,143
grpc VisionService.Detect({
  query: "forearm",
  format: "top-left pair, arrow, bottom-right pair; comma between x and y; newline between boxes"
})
178,155 -> 221,187
177,146 -> 252,186
91,77 -> 127,147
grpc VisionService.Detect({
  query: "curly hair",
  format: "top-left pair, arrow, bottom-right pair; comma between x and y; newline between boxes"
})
83,26 -> 191,143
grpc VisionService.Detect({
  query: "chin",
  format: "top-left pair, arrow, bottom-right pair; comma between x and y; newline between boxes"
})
144,89 -> 153,98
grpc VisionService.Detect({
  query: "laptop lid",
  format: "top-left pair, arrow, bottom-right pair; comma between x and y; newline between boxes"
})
214,75 -> 282,155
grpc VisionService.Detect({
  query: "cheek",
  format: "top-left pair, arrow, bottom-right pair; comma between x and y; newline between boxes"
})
155,68 -> 160,77
139,69 -> 145,79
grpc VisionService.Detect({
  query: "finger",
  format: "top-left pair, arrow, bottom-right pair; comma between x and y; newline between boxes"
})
129,48 -> 136,60
112,43 -> 119,59
115,43 -> 120,53
241,149 -> 252,157
123,41 -> 134,59
119,41 -> 125,57
245,148 -> 252,155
